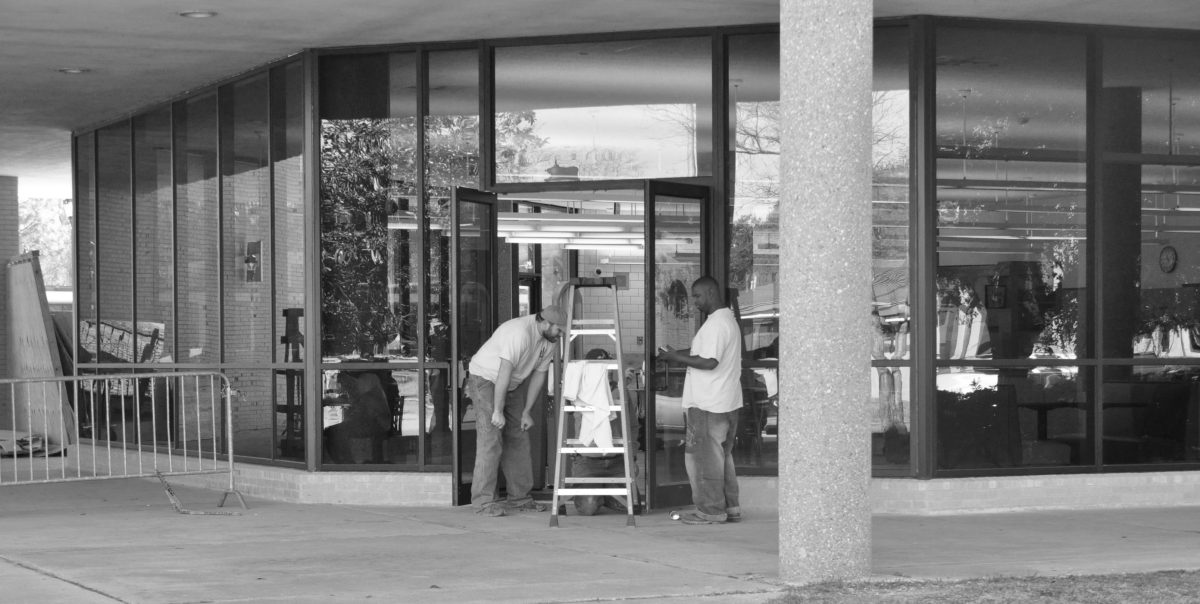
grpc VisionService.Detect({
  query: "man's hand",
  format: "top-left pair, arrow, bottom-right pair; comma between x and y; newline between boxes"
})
491,409 -> 505,429
520,411 -> 535,431
656,345 -> 676,363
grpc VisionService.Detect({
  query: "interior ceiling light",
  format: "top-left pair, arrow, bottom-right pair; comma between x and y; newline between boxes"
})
57,68 -> 91,74
178,10 -> 218,18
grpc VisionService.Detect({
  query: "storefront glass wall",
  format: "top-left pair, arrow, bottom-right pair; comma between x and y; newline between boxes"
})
272,62 -> 307,462
133,107 -> 174,367
1100,37 -> 1200,465
934,26 -> 1091,471
871,26 -> 912,472
728,32 -> 781,471
426,49 -> 481,465
73,60 -> 307,462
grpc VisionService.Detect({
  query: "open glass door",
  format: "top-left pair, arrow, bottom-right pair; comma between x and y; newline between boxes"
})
451,187 -> 498,505
644,180 -> 710,510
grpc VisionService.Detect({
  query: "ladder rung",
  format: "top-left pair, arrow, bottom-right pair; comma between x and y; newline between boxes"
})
562,359 -> 619,368
569,328 -> 617,337
565,477 -> 626,484
555,488 -> 631,496
565,438 -> 626,446
572,319 -> 616,327
560,447 -> 624,454
563,405 -> 624,413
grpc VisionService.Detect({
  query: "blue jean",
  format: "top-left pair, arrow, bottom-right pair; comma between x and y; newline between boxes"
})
571,454 -> 633,515
684,407 -> 740,520
468,375 -> 534,508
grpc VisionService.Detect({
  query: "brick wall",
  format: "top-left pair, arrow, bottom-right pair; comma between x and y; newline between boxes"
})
872,472 -> 1200,515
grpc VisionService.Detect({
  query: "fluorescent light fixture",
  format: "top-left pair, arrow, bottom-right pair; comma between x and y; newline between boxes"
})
565,244 -> 642,251
179,10 -> 218,18
57,68 -> 91,74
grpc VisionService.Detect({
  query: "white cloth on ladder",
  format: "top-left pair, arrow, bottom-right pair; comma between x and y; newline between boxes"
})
562,361 -> 614,448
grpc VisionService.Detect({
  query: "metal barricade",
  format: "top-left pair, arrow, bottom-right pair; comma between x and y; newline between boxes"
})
0,371 -> 246,512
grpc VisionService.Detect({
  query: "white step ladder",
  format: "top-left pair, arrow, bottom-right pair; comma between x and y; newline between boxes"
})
549,277 -> 637,527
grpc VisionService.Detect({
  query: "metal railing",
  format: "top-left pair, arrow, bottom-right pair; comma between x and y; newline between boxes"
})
0,371 -> 245,511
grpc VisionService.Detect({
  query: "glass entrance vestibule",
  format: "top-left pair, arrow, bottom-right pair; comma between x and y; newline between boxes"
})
440,182 -> 764,508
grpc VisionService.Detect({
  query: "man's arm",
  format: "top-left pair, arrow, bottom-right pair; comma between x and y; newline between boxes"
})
657,346 -> 718,370
520,369 -> 548,431
491,359 -> 514,429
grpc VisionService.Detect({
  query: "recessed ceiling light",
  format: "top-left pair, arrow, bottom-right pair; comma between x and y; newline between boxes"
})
178,10 -> 218,18
57,68 -> 91,74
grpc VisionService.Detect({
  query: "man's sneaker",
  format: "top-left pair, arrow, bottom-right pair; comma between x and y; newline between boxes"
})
506,500 -> 548,512
476,502 -> 507,517
677,510 -> 723,525
725,507 -> 743,523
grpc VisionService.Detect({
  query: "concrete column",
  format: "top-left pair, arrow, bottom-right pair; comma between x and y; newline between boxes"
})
778,0 -> 873,583
0,175 -> 16,378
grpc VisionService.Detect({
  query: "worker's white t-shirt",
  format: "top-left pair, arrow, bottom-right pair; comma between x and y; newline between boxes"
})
681,307 -> 743,413
468,314 -> 555,391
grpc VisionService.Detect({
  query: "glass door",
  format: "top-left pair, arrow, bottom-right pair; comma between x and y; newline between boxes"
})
451,187 -> 499,505
644,180 -> 710,510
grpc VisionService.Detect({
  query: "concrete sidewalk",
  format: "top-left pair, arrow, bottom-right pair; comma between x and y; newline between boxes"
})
2,479 -> 1200,603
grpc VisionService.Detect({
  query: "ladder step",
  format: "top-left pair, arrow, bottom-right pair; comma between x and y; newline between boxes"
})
560,447 -> 624,454
565,477 -> 626,484
555,488 -> 631,496
562,359 -> 619,368
565,438 -> 626,446
569,328 -> 618,337
572,319 -> 616,327
563,405 -> 624,413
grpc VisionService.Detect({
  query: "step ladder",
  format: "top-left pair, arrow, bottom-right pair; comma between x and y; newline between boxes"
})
549,277 -> 637,527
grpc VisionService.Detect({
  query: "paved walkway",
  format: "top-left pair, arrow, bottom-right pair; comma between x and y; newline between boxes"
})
2,478 -> 1199,603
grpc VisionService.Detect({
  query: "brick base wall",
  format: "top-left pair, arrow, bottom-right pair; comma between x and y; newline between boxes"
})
158,462 -> 1200,514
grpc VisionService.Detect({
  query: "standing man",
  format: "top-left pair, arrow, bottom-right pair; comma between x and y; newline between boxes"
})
467,305 -> 566,516
657,276 -> 743,524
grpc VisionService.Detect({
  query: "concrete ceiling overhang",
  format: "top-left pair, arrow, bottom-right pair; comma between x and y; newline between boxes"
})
5,0 -> 1200,198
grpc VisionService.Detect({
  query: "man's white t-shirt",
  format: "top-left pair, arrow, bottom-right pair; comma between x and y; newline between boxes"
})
681,307 -> 743,413
468,314 -> 555,391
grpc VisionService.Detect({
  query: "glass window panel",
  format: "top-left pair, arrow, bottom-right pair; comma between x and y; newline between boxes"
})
273,61 -> 306,365
319,52 -> 417,360
456,199 -> 495,360
426,50 -> 480,362
96,121 -> 133,363
494,37 -> 712,183
175,93 -> 220,364
1103,366 -> 1200,464
425,367 -> 452,465
275,368 -> 305,461
75,133 -> 98,363
1127,165 -> 1200,359
1103,37 -> 1200,156
869,27 -> 912,474
133,107 -> 174,365
937,366 -> 1092,470
221,74 -> 271,363
869,366 -> 910,467
729,33 -> 781,364
227,369 -> 273,459
936,28 -> 1087,361
871,27 -> 911,356
426,198 -> 452,361
322,368 -> 406,465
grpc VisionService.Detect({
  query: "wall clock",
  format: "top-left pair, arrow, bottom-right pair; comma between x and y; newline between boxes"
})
1159,245 -> 1178,273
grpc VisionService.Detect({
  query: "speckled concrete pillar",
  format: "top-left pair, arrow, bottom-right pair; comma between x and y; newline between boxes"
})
778,0 -> 872,583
